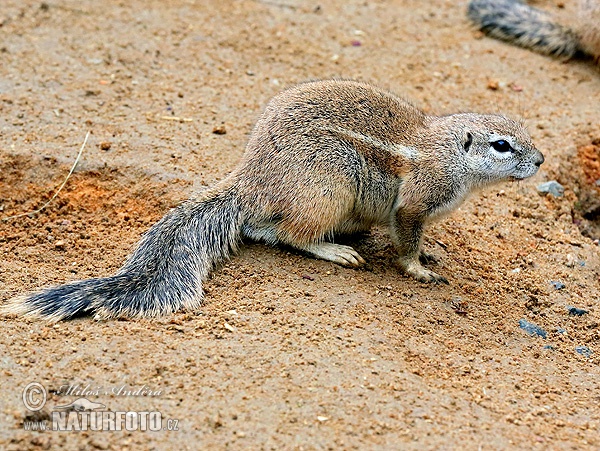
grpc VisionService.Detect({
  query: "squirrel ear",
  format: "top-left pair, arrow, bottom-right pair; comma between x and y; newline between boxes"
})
463,132 -> 473,152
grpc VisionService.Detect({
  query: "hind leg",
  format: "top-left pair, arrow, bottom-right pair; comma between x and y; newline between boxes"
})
243,222 -> 366,268
241,164 -> 367,267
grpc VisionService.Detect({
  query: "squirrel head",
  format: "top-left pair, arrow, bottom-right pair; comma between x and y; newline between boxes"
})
450,114 -> 544,187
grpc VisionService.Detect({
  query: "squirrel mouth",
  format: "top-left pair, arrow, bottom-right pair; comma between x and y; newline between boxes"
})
509,174 -> 529,181
510,166 -> 540,181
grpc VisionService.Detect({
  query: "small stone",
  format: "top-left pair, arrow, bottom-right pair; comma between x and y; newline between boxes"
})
536,180 -> 564,197
212,125 -> 227,135
487,80 -> 499,90
567,306 -> 589,316
519,319 -> 547,338
550,280 -> 565,290
565,254 -> 584,268
90,437 -> 109,450
209,414 -> 223,429
54,240 -> 66,250
317,416 -> 329,422
30,435 -> 51,449
575,346 -> 593,357
99,142 -> 111,151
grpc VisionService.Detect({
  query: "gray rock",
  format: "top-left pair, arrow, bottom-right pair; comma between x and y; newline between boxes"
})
575,346 -> 593,357
537,180 -> 564,197
519,319 -> 547,338
550,280 -> 565,290
567,306 -> 589,316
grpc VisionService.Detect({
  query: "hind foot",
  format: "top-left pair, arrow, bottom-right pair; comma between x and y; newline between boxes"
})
300,242 -> 366,268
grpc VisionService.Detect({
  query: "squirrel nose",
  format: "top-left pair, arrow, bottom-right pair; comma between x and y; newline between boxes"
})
534,151 -> 545,167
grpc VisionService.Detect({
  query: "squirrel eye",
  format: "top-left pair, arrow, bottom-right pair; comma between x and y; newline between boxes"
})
491,140 -> 513,153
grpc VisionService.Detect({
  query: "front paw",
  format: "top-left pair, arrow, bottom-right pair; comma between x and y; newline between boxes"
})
398,258 -> 449,284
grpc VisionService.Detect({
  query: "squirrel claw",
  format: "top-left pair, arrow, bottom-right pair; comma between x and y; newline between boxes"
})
419,251 -> 439,265
399,258 -> 449,284
434,274 -> 449,285
416,270 -> 449,285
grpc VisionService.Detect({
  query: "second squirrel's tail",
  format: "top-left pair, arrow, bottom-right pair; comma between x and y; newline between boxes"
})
467,0 -> 580,58
3,187 -> 244,321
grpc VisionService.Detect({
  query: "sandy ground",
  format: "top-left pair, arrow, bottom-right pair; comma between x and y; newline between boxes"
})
1,0 -> 599,449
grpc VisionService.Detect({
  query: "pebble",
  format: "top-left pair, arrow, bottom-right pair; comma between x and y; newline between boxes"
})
30,435 -> 51,449
212,125 -> 227,135
518,319 -> 547,338
536,180 -> 564,197
567,306 -> 589,316
487,80 -> 499,90
90,437 -> 109,450
565,254 -> 586,268
550,280 -> 565,290
575,346 -> 593,357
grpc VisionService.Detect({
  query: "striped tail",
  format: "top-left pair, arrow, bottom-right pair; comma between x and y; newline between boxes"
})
468,0 -> 580,58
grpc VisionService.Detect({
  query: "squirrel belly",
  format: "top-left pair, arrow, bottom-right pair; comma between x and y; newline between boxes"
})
3,80 -> 544,321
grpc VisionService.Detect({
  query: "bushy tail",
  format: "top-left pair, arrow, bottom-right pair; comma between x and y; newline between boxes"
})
3,187 -> 244,321
467,0 -> 580,58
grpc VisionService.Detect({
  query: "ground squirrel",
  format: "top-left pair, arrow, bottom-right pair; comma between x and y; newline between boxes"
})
4,80 -> 544,321
468,0 -> 600,63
